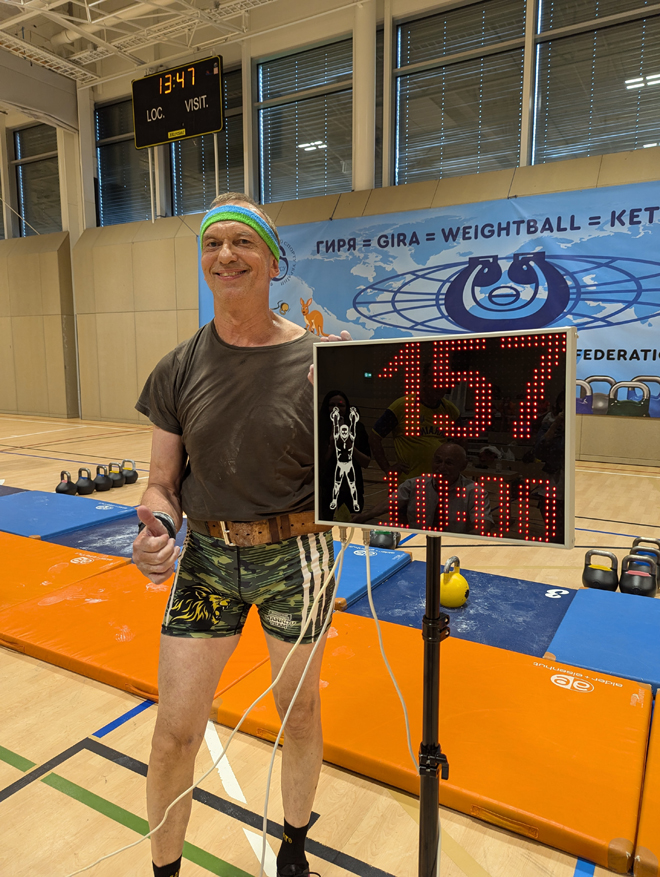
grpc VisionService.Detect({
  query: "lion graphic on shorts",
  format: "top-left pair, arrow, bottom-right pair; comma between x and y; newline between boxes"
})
171,584 -> 229,626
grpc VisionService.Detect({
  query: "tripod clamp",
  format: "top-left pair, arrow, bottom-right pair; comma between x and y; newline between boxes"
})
419,742 -> 449,780
421,612 -> 450,644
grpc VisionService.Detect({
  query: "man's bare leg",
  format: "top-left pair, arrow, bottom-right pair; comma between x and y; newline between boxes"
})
265,631 -> 327,828
147,634 -> 240,867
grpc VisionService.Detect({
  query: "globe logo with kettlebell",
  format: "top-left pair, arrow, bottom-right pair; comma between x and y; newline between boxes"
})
444,253 -> 569,331
353,252 -> 660,334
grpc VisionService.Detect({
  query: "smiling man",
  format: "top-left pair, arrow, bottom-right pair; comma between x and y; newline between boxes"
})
133,193 -> 333,877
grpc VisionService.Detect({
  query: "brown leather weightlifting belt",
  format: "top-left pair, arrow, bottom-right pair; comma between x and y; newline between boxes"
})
188,511 -> 330,548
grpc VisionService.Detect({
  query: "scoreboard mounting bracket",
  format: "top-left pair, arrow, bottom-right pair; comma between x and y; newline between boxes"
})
132,56 -> 223,149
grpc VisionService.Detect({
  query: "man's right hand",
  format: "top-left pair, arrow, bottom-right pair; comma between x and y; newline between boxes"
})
133,505 -> 181,584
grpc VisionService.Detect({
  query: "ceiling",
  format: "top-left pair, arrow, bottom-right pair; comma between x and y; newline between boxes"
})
0,0 -> 279,86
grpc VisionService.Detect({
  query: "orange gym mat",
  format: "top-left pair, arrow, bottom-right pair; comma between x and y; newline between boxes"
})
0,531 -> 129,612
0,563 -> 270,700
212,612 -> 650,873
635,706 -> 660,877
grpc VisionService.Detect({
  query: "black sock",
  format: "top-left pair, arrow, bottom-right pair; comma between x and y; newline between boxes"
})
153,857 -> 182,877
277,819 -> 309,868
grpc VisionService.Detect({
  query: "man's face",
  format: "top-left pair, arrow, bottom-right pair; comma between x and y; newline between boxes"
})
432,445 -> 466,485
201,210 -> 279,300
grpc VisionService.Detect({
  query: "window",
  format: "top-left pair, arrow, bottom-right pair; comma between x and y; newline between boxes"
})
395,0 -> 524,184
533,13 -> 660,163
171,68 -> 243,215
258,40 -> 353,203
95,99 -> 151,226
13,124 -> 61,236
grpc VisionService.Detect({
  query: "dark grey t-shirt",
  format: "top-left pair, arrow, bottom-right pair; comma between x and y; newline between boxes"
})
136,322 -> 316,521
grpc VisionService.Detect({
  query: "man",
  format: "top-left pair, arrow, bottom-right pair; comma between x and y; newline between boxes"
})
370,361 -> 460,484
355,442 -> 492,534
133,193 -> 337,877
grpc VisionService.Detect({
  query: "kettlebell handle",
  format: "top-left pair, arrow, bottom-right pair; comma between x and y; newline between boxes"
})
576,380 -> 592,398
584,549 -> 617,571
60,470 -> 72,482
78,467 -> 92,479
609,381 -> 650,401
622,553 -> 657,574
633,536 -> 660,551
443,555 -> 460,575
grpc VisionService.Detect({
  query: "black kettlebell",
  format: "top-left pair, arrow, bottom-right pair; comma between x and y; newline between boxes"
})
75,467 -> 95,495
582,549 -> 618,591
94,464 -> 113,492
632,536 -> 660,555
619,554 -> 658,597
369,530 -> 401,550
120,459 -> 139,484
108,462 -> 125,488
55,471 -> 77,495
630,545 -> 660,574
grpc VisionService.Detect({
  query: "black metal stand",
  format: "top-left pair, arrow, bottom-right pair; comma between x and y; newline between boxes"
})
418,535 -> 450,877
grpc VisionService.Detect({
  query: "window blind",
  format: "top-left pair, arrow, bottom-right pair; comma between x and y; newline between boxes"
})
396,49 -> 523,184
258,40 -> 352,102
398,0 -> 525,68
539,0 -> 652,32
258,41 -> 353,203
14,124 -> 61,236
96,99 -> 151,226
533,16 -> 660,163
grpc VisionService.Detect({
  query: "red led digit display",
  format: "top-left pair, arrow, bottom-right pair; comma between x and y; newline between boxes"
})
316,328 -> 574,547
378,343 -> 422,435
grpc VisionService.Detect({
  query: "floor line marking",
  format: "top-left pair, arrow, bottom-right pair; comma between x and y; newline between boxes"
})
576,527 -> 639,538
74,739 -> 394,877
243,828 -> 278,877
41,773 -> 252,877
0,737 -> 394,877
573,859 -> 596,876
93,699 -> 155,738
389,789 -> 495,877
204,720 -> 247,803
0,740 -> 86,803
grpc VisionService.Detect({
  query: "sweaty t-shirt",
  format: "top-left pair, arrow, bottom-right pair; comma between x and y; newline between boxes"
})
136,322 -> 316,521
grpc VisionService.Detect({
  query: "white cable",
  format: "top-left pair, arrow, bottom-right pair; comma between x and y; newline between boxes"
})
363,529 -> 418,772
364,531 -> 444,872
64,536 -> 350,877
257,528 -> 352,877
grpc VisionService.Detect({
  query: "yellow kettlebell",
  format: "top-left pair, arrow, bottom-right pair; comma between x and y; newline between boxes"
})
440,556 -> 469,608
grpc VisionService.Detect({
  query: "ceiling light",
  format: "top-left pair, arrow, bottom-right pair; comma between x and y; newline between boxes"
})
643,143 -> 658,148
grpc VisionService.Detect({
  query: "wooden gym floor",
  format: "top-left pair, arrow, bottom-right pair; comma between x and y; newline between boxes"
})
0,412 -> 658,877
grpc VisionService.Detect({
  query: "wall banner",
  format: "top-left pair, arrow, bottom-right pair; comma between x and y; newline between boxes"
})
199,181 -> 660,416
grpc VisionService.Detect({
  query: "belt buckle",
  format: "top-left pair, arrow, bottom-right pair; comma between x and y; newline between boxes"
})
219,520 -> 237,547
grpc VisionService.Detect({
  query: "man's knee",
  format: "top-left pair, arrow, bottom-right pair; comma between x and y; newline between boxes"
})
150,720 -> 205,763
275,691 -> 320,737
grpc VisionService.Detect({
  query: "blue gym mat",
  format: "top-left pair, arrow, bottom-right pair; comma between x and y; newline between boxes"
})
47,512 -> 187,555
0,485 -> 26,496
0,491 -> 136,538
349,561 -> 576,657
334,543 -> 411,607
546,588 -> 660,693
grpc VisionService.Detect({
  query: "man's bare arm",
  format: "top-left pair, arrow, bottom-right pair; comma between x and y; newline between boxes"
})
133,427 -> 187,584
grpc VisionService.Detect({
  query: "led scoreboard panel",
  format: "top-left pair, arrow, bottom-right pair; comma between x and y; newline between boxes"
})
314,328 -> 576,547
132,56 -> 223,149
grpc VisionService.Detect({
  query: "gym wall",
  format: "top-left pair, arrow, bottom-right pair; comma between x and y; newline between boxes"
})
0,231 -> 78,418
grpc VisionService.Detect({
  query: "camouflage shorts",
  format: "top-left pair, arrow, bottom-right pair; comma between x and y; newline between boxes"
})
162,528 -> 335,643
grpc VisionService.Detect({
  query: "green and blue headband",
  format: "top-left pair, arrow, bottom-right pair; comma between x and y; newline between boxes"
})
199,204 -> 280,261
